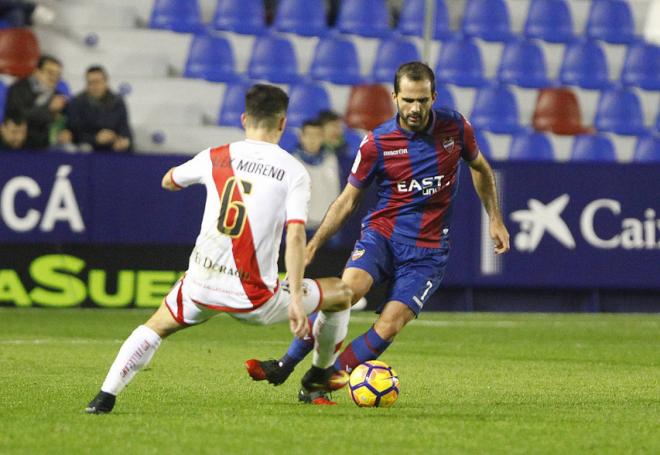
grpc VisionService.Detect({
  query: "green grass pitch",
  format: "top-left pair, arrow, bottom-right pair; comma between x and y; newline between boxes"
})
0,308 -> 658,454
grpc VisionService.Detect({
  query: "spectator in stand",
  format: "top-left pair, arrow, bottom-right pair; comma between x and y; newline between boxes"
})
5,54 -> 66,150
293,119 -> 341,231
317,110 -> 358,182
0,0 -> 54,27
60,66 -> 133,153
0,111 -> 27,150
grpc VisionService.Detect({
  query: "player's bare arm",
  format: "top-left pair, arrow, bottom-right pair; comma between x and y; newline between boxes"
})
468,153 -> 510,254
306,183 -> 364,265
161,167 -> 183,192
285,222 -> 309,339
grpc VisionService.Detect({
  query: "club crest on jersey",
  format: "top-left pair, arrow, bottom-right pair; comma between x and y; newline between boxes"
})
351,248 -> 365,260
442,136 -> 455,153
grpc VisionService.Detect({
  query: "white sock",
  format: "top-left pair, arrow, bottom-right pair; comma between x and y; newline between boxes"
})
100,325 -> 162,396
312,309 -> 350,369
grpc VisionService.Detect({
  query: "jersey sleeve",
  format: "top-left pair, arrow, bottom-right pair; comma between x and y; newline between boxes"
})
171,149 -> 210,188
460,116 -> 480,162
285,165 -> 311,225
348,132 -> 379,188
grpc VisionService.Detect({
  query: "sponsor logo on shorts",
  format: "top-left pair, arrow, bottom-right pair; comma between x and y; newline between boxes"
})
351,248 -> 365,260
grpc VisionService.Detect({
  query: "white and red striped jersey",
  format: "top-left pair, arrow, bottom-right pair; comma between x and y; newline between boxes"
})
171,139 -> 311,311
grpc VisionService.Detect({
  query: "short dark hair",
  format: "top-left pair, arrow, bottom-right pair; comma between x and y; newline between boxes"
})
38,54 -> 62,69
394,61 -> 435,94
86,65 -> 107,77
302,118 -> 323,129
3,110 -> 26,125
317,110 -> 342,125
245,84 -> 289,129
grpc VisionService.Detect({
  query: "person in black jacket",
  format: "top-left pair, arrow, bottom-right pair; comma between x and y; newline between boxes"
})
60,65 -> 132,152
5,54 -> 66,149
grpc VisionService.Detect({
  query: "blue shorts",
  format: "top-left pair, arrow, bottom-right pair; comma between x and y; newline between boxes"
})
345,229 -> 450,316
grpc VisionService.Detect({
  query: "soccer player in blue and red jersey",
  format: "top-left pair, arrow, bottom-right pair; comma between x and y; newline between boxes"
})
246,62 -> 510,403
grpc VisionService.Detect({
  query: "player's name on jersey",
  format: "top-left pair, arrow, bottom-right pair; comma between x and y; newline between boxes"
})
232,158 -> 286,181
192,251 -> 251,280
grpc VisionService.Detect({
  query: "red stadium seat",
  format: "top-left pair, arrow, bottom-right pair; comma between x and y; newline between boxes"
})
0,28 -> 39,77
532,87 -> 592,135
345,84 -> 394,131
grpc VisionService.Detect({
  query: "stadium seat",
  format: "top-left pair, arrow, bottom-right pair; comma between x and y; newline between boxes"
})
0,80 -> 6,122
345,84 -> 395,131
184,34 -> 237,82
279,128 -> 299,153
559,40 -> 610,90
433,83 -> 456,110
217,80 -> 249,127
621,41 -> 660,91
474,129 -> 492,159
397,0 -> 452,40
571,134 -> 617,161
524,0 -> 574,43
509,130 -> 555,160
532,87 -> 592,135
586,0 -> 635,44
633,135 -> 660,162
274,0 -> 327,37
594,88 -> 646,136
212,0 -> 265,35
337,0 -> 391,38
248,34 -> 299,83
310,36 -> 362,85
462,0 -> 513,42
287,82 -> 331,127
497,39 -> 550,88
372,38 -> 421,83
435,38 -> 486,87
470,84 -> 520,134
0,28 -> 39,78
149,0 -> 204,33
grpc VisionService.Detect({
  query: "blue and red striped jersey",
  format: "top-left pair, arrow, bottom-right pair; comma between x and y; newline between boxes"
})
348,108 -> 480,248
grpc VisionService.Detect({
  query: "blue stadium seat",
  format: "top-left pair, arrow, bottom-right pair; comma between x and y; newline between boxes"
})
571,134 -> 616,161
471,83 -> 520,134
279,128 -> 298,153
586,0 -> 635,44
524,0 -> 574,43
435,38 -> 486,87
621,41 -> 660,91
217,80 -> 249,127
337,0 -> 391,38
509,130 -> 555,160
149,0 -> 204,33
184,34 -> 236,82
433,83 -> 455,110
274,0 -> 327,37
287,82 -> 331,127
462,0 -> 513,42
56,79 -> 71,97
397,0 -> 452,40
474,129 -> 492,159
0,80 -> 6,122
594,87 -> 646,135
633,135 -> 660,162
212,0 -> 265,35
248,34 -> 299,83
310,36 -> 362,85
372,38 -> 421,83
497,39 -> 550,88
559,40 -> 610,90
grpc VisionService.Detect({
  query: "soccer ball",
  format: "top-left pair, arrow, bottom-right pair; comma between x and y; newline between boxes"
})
348,360 -> 400,407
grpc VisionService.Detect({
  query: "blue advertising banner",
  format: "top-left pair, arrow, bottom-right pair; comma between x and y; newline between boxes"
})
1,151 -> 659,290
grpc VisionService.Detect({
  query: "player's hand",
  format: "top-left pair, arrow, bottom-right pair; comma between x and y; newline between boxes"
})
490,218 -> 510,255
288,298 -> 308,339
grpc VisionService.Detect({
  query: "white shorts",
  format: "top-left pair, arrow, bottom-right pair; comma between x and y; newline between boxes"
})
164,276 -> 322,326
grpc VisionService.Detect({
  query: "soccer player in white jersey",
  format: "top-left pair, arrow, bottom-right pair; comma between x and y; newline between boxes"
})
85,84 -> 353,413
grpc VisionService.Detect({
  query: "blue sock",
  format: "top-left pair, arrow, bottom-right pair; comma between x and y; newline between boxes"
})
279,312 -> 318,370
334,326 -> 391,372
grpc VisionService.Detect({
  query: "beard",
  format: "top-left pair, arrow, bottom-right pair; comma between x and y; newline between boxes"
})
400,110 -> 430,132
